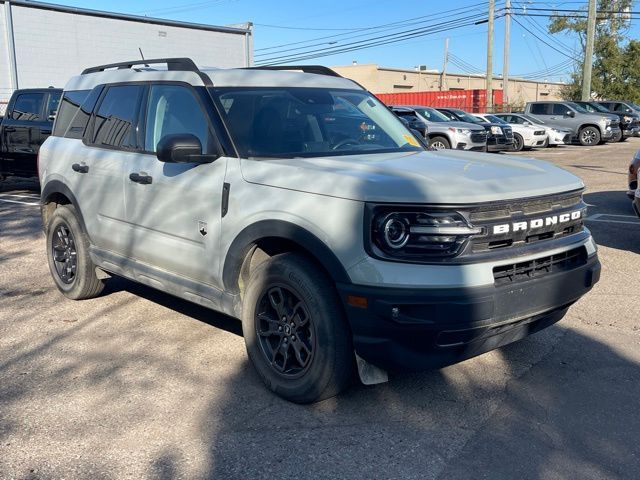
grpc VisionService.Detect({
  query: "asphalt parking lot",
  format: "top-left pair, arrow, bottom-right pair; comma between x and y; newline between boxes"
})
1,141 -> 640,480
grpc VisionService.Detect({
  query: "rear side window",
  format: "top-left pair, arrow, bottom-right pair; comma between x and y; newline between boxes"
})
91,85 -> 143,149
11,93 -> 44,121
529,103 -> 549,115
52,90 -> 90,137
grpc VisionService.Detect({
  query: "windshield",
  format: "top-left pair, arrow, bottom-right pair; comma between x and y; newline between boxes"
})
210,87 -> 422,158
522,114 -> 545,125
484,114 -> 507,124
629,102 -> 640,111
451,109 -> 483,124
567,102 -> 589,114
414,107 -> 451,123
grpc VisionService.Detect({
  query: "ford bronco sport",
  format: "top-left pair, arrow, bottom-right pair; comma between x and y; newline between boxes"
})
39,58 -> 600,403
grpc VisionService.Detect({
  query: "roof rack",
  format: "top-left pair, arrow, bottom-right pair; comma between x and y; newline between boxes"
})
245,65 -> 343,78
81,57 -> 212,85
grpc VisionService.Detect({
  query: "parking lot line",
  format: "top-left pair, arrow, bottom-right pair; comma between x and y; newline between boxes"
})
586,213 -> 640,225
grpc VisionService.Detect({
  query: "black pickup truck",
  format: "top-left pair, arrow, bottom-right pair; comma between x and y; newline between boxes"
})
0,87 -> 62,179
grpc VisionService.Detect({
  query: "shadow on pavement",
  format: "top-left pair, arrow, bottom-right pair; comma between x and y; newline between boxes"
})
584,190 -> 640,254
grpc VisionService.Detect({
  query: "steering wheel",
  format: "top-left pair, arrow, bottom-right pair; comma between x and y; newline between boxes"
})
332,138 -> 360,150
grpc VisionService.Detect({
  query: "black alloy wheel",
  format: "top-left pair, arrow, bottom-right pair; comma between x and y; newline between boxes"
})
512,133 -> 524,152
51,223 -> 78,284
255,285 -> 316,378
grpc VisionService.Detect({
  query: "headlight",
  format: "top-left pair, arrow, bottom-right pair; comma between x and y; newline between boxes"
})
457,128 -> 472,135
601,117 -> 610,125
369,207 -> 481,260
624,116 -> 632,123
490,126 -> 503,135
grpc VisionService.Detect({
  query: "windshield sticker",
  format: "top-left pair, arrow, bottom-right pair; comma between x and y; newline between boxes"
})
403,134 -> 420,147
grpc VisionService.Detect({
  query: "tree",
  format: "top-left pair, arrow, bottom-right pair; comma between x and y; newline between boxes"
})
548,0 -> 638,100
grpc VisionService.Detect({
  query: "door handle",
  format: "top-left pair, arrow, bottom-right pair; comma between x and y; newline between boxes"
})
3,127 -> 16,132
129,172 -> 153,185
41,130 -> 52,135
72,163 -> 89,173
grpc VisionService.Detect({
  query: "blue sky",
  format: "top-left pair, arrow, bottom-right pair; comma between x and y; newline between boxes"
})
52,0 -> 638,82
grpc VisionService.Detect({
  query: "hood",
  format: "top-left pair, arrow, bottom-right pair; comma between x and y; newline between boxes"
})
427,120 -> 484,131
240,150 -> 584,204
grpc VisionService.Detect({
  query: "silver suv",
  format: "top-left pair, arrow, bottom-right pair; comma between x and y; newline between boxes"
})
524,101 -> 621,146
39,58 -> 601,403
390,105 -> 487,151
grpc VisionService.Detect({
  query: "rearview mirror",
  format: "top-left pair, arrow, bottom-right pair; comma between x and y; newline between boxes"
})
156,134 -> 218,164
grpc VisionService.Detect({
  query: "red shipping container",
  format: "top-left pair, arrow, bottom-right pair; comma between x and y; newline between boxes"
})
374,89 -> 503,113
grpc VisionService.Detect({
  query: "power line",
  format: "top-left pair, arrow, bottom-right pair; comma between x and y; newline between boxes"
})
511,16 -> 577,58
255,1 -> 494,53
256,11 -> 496,65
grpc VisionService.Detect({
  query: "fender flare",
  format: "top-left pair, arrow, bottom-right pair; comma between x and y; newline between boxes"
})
40,180 -> 88,234
222,220 -> 351,292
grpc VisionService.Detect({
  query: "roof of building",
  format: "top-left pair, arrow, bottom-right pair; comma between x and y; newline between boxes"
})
0,0 -> 251,35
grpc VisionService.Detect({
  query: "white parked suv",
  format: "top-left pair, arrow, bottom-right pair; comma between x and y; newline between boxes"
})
494,113 -> 572,147
39,58 -> 601,403
476,113 -> 548,151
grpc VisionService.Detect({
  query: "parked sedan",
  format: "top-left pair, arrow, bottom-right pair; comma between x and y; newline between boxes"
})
436,108 -> 513,152
391,105 -> 487,151
475,113 -> 547,152
494,113 -> 572,147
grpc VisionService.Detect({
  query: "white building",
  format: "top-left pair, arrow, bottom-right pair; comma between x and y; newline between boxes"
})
0,0 -> 253,109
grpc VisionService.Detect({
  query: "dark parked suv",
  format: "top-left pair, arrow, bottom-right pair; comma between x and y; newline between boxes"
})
436,107 -> 513,152
574,101 -> 640,142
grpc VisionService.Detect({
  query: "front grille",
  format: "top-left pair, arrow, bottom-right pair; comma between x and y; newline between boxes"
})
493,247 -> 587,285
471,132 -> 488,143
468,191 -> 585,253
503,127 -> 513,140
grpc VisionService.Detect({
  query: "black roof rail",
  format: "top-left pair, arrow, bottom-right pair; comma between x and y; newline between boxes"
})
81,57 -> 212,85
245,65 -> 343,78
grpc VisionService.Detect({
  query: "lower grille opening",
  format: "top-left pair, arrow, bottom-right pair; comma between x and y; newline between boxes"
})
493,247 -> 588,285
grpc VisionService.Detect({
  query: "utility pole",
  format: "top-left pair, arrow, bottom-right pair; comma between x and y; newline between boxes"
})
503,0 -> 510,110
486,0 -> 495,111
581,0 -> 597,100
440,38 -> 449,91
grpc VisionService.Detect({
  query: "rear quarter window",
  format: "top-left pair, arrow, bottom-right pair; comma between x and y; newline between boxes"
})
53,90 -> 91,137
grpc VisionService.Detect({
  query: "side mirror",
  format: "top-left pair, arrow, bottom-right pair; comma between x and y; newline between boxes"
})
523,121 -> 531,125
156,134 -> 217,164
566,110 -> 575,117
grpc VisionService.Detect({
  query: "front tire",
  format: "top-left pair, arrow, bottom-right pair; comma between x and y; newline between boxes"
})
578,126 -> 601,146
429,136 -> 451,150
242,253 -> 354,403
512,133 -> 524,152
46,205 -> 105,300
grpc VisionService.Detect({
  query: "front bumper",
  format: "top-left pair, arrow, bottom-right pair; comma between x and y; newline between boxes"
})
338,252 -> 600,372
602,126 -> 620,141
623,126 -> 640,137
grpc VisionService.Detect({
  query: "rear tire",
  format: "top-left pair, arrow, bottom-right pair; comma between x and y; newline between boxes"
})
46,205 -> 105,300
242,253 -> 354,403
429,136 -> 451,149
578,126 -> 600,146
